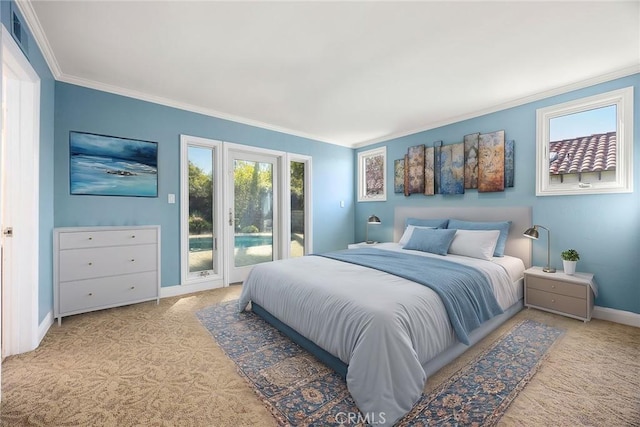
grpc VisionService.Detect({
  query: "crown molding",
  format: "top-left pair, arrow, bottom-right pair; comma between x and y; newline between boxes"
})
353,64 -> 640,149
56,72 -> 351,148
14,0 -> 62,77
14,1 -> 350,149
13,0 -> 640,150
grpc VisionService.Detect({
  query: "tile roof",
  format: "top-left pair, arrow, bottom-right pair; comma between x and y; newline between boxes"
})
549,131 -> 616,175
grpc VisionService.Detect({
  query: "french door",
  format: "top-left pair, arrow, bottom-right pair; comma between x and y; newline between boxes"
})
181,136 -> 311,288
225,147 -> 280,284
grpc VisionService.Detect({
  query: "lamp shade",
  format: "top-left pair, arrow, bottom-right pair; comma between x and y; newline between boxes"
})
523,226 -> 539,239
367,215 -> 381,224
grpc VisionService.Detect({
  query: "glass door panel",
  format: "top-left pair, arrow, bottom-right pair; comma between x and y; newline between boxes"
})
228,150 -> 278,283
187,146 -> 215,275
233,159 -> 274,267
290,160 -> 305,257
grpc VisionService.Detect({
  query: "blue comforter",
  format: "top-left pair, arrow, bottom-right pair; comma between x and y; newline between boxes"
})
317,248 -> 503,345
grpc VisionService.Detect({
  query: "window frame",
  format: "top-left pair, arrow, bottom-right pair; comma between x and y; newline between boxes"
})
357,146 -> 387,202
535,86 -> 634,196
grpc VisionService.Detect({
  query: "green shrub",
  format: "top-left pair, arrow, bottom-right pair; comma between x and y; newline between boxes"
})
241,225 -> 259,233
189,216 -> 212,234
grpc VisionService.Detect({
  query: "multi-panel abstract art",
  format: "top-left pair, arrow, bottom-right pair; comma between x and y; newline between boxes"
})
394,130 -> 514,196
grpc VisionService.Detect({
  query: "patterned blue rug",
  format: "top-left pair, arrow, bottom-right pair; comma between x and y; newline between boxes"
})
196,301 -> 564,426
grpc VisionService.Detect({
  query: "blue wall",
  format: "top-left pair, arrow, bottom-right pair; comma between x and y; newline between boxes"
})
356,74 -> 640,315
1,3 -> 56,324
5,0 -> 638,324
54,83 -> 355,288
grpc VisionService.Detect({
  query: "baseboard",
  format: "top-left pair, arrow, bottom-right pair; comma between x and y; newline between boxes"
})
160,280 -> 225,298
593,306 -> 640,328
38,311 -> 54,344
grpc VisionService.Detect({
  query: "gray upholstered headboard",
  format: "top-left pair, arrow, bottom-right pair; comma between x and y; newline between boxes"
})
394,206 -> 532,268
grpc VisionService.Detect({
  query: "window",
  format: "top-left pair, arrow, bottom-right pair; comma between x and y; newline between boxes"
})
357,146 -> 386,202
536,86 -> 633,196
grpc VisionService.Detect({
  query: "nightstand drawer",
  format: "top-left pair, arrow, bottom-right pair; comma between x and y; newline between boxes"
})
526,275 -> 586,299
526,288 -> 587,318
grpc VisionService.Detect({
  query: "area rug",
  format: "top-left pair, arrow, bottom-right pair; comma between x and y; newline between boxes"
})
196,301 -> 564,426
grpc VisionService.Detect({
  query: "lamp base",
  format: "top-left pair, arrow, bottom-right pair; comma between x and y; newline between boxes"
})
542,266 -> 556,273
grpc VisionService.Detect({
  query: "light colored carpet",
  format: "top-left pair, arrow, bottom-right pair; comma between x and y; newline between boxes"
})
2,285 -> 639,426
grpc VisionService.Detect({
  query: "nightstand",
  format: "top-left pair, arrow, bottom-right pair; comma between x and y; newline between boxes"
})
524,266 -> 598,322
348,242 -> 380,249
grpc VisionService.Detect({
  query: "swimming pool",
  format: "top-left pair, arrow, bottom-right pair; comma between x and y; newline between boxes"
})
189,234 -> 272,251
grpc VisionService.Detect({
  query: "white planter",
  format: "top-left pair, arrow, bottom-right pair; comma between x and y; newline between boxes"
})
563,260 -> 577,275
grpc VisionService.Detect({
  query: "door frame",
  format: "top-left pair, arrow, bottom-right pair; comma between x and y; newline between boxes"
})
1,25 -> 41,357
223,142 -> 285,285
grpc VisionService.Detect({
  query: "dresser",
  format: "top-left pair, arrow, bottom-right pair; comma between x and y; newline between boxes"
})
54,225 -> 161,325
524,266 -> 596,322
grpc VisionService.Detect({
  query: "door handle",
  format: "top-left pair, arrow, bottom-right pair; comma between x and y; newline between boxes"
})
3,227 -> 13,237
229,209 -> 233,226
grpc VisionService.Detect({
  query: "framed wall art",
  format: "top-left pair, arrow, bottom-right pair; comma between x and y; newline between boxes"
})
69,131 -> 158,197
357,146 -> 386,202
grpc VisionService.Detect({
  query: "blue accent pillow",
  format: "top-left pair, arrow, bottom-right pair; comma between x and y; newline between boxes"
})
447,219 -> 512,257
405,217 -> 449,229
403,228 -> 457,256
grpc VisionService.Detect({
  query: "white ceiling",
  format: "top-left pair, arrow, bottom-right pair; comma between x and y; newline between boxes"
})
19,1 -> 640,148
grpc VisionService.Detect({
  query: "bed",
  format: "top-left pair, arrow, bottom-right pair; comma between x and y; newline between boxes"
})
238,206 -> 531,425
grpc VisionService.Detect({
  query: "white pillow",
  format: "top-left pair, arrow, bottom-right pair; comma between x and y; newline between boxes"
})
398,225 -> 435,246
448,229 -> 501,260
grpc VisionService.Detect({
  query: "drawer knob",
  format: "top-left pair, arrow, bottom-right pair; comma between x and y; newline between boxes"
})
130,259 -> 135,262
551,285 -> 556,289
551,299 -> 555,303
88,292 -> 93,296
131,235 -> 136,238
130,286 -> 135,290
88,237 -> 93,240
88,262 -> 93,266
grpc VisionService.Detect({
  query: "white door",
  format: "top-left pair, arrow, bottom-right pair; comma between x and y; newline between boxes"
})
1,26 -> 41,360
226,148 -> 280,284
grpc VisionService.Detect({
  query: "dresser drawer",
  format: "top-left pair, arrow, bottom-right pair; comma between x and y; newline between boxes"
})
59,271 -> 158,314
59,244 -> 157,282
526,275 -> 586,299
59,228 -> 157,250
526,288 -> 587,318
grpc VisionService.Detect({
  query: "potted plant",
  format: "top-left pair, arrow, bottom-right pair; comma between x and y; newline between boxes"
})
561,249 -> 580,275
